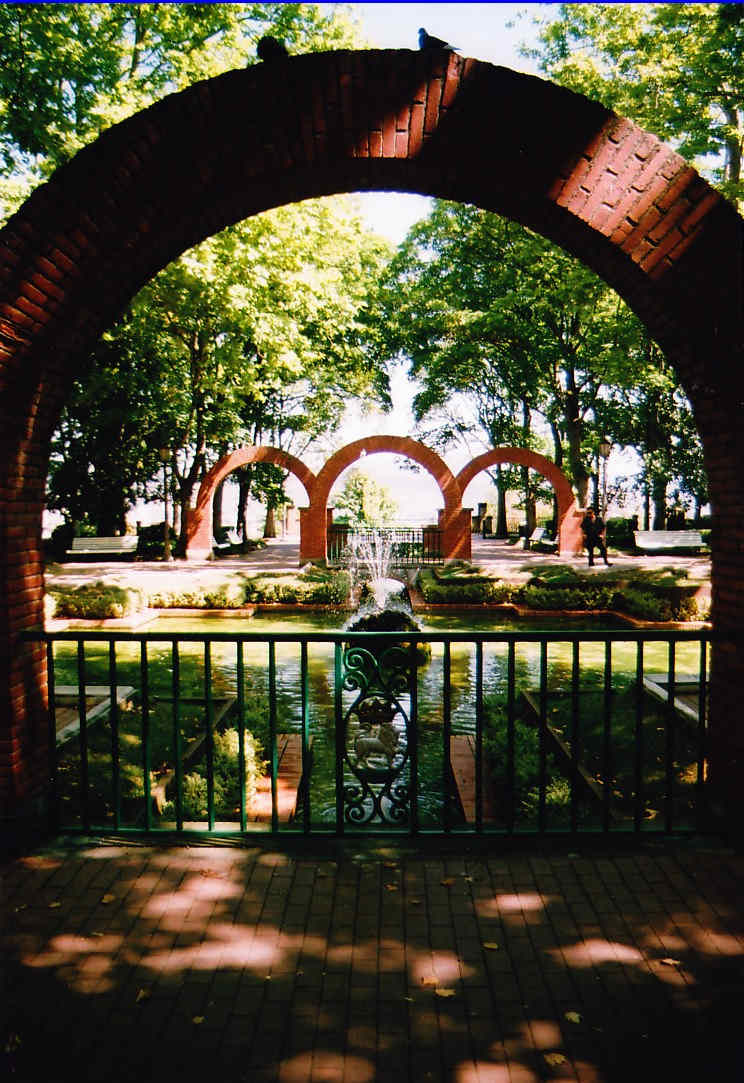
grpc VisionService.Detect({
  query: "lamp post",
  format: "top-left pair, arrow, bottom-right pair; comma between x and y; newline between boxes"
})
598,436 -> 612,520
159,446 -> 171,561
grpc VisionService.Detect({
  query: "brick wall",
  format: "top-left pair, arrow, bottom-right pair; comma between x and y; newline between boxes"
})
1,50 -> 742,829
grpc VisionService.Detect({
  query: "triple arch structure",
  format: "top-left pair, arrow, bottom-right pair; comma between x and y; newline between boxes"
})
184,436 -> 584,561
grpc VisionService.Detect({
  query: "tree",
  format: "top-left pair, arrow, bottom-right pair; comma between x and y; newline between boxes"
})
48,195 -> 392,539
597,334 -> 709,529
332,471 -> 398,527
370,200 -> 641,518
0,3 -> 360,216
527,3 -> 744,206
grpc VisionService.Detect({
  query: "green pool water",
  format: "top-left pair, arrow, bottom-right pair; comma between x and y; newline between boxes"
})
53,608 -> 705,831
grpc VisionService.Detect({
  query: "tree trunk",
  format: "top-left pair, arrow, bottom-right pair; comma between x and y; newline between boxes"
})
521,465 -> 536,535
494,464 -> 508,538
212,480 -> 224,534
643,486 -> 650,531
263,503 -> 277,539
651,475 -> 667,530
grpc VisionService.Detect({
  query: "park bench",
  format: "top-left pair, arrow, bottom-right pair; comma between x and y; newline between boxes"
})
66,536 -> 138,559
527,526 -> 557,551
213,528 -> 245,554
634,530 -> 704,553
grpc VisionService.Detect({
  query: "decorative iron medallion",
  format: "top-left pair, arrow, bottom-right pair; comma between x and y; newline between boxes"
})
341,642 -> 412,825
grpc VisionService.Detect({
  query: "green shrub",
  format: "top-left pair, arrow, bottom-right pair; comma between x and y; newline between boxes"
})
519,584 -> 616,611
417,568 -> 513,604
169,727 -> 265,819
615,588 -> 673,622
483,696 -> 560,813
49,581 -> 146,619
244,569 -> 350,606
523,777 -> 573,815
672,596 -> 700,622
148,581 -> 247,609
136,521 -> 176,559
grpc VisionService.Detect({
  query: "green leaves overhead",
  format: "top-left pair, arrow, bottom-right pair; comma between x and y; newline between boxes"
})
528,3 -> 744,206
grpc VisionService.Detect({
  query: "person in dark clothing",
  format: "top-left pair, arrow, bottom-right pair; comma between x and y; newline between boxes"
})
581,508 -> 612,566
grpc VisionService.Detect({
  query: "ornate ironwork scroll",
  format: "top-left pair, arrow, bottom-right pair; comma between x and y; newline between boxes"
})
341,642 -> 412,825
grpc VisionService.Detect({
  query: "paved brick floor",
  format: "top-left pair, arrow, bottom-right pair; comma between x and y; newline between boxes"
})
3,838 -> 743,1083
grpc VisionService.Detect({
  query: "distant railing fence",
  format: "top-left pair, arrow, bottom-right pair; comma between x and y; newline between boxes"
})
22,627 -> 712,840
326,526 -> 443,566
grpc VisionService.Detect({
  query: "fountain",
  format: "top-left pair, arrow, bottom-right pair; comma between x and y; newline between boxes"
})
338,531 -> 429,826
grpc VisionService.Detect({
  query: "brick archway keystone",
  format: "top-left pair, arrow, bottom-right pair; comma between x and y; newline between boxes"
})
456,447 -> 582,553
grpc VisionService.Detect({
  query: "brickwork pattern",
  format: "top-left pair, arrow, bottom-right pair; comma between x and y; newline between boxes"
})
3,841 -> 744,1082
0,50 -> 742,823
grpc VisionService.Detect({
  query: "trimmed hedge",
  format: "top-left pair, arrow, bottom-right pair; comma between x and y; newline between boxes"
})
48,581 -> 146,619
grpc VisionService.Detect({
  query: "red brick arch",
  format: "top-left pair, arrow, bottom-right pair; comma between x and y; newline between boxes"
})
308,435 -> 469,562
456,447 -> 582,554
184,446 -> 316,560
0,49 -> 742,827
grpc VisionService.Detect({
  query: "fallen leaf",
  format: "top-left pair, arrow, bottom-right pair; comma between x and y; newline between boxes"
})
463,875 -> 473,882
434,987 -> 456,998
408,898 -> 422,905
192,1016 -> 205,1025
14,904 -> 27,912
49,901 -> 61,909
385,883 -> 398,892
660,957 -> 681,967
100,894 -> 115,904
564,1011 -> 582,1024
440,877 -> 456,887
482,942 -> 500,951
136,988 -> 151,1003
544,1053 -> 567,1067
383,861 -> 398,868
90,932 -> 103,938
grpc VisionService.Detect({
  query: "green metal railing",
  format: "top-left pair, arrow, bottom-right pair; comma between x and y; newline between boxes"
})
24,627 -> 711,840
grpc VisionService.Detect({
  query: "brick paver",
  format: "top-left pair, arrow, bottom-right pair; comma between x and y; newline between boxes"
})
2,839 -> 743,1082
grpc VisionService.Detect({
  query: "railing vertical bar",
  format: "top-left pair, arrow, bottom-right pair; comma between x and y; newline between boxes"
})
633,641 -> 644,834
140,641 -> 151,832
172,642 -> 183,832
46,640 -> 60,834
301,641 -> 311,834
603,640 -> 612,832
236,641 -> 246,833
475,641 -> 484,834
108,641 -> 121,830
442,641 -> 451,833
665,639 -> 676,834
506,641 -> 516,835
696,637 -> 708,831
204,642 -> 215,831
268,640 -> 278,834
538,640 -> 548,833
77,640 -> 90,831
409,641 -> 419,836
334,643 -> 344,835
570,640 -> 580,834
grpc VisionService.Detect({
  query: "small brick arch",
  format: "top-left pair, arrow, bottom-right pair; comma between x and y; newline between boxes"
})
307,435 -> 470,562
184,446 -> 316,560
456,447 -> 582,554
0,49 -> 742,825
